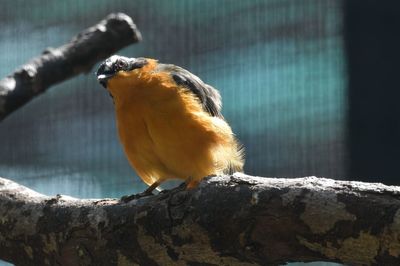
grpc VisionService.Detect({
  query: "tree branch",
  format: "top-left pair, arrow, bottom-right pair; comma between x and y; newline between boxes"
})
0,12 -> 142,121
1,174 -> 400,265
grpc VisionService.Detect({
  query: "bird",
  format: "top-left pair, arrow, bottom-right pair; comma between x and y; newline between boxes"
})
96,56 -> 244,196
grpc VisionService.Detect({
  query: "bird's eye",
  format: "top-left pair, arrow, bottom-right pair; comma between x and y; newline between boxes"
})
116,60 -> 127,69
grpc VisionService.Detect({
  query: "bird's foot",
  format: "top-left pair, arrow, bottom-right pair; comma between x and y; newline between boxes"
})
159,182 -> 187,195
120,181 -> 161,202
178,181 -> 187,189
120,191 -> 154,203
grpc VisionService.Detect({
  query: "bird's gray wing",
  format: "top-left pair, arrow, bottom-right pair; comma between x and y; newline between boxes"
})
157,64 -> 223,118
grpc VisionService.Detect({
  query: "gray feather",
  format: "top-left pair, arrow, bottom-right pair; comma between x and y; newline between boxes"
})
156,64 -> 223,118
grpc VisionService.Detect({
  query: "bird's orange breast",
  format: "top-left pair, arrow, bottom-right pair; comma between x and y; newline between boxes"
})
107,66 -> 233,186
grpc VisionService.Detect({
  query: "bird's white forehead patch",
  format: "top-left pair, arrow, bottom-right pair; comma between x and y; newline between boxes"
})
107,55 -> 131,64
108,55 -> 121,62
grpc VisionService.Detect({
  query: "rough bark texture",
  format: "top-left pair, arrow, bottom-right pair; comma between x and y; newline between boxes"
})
0,12 -> 141,121
1,174 -> 400,265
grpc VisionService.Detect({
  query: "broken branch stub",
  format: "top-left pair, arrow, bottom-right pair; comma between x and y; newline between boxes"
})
0,12 -> 142,121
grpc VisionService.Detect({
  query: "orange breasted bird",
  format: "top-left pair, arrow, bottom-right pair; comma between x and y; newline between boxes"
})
96,56 -> 244,195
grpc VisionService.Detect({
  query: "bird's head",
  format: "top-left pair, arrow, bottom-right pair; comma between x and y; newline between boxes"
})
96,55 -> 223,117
96,55 -> 157,91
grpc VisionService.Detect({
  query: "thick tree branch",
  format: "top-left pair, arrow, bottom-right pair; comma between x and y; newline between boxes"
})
0,12 -> 141,121
1,175 -> 400,265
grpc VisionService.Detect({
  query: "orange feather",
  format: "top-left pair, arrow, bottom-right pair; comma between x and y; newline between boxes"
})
106,59 -> 244,190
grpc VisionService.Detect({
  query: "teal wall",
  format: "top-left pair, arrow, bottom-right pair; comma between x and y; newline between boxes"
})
0,0 -> 345,198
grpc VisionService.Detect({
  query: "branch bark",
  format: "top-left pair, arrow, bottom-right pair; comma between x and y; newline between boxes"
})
1,175 -> 400,265
0,12 -> 142,121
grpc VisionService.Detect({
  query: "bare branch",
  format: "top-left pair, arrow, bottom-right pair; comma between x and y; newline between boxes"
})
1,174 -> 400,265
0,12 -> 142,121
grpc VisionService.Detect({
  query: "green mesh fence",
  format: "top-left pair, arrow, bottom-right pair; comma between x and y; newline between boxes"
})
0,1 -> 345,265
0,0 -> 346,197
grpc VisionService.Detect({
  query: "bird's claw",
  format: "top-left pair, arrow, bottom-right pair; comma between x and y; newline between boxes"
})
179,181 -> 187,188
159,182 -> 187,195
120,191 -> 154,203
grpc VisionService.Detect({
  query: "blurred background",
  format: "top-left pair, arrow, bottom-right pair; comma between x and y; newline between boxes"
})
0,0 -> 399,265
0,0 -> 346,197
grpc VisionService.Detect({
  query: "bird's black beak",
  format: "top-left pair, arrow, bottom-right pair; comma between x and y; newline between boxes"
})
97,74 -> 112,88
96,56 -> 148,88
96,56 -> 118,88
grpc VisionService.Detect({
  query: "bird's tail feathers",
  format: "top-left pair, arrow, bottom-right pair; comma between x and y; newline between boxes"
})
224,141 -> 245,174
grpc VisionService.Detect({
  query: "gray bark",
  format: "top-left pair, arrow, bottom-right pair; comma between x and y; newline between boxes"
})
1,174 -> 400,266
0,12 -> 141,121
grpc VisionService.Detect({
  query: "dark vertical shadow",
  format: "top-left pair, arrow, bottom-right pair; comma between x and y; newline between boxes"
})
345,1 -> 400,184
